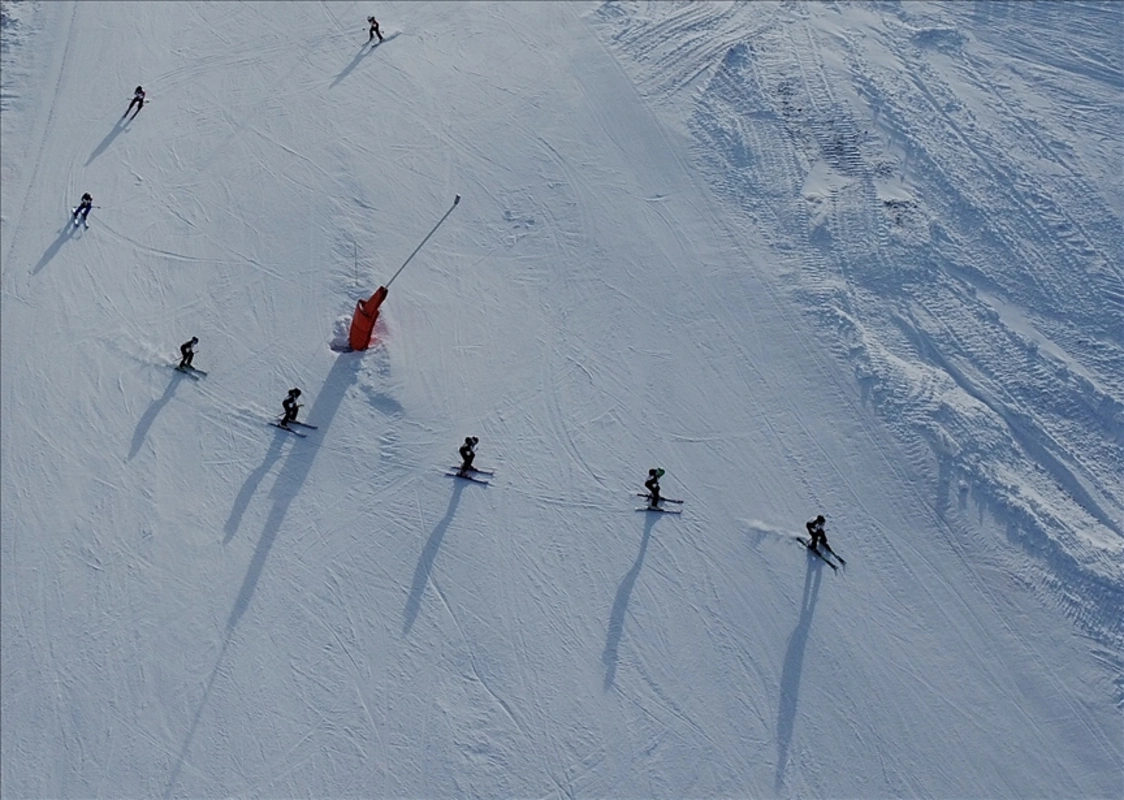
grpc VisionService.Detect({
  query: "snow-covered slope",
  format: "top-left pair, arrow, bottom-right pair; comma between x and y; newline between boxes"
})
2,2 -> 1120,797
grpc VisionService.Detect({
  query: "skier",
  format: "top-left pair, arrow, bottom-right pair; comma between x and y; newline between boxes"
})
124,86 -> 146,119
367,15 -> 384,44
644,468 -> 665,508
281,388 -> 302,427
72,193 -> 93,225
806,514 -> 831,551
178,336 -> 198,370
458,436 -> 479,475
805,514 -> 845,564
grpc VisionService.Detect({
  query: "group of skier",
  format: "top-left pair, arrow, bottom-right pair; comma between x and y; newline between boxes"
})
101,12 -> 845,567
71,10 -> 386,229
176,337 -> 304,428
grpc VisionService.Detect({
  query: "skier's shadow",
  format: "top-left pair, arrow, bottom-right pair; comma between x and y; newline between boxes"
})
602,512 -> 657,690
128,373 -> 187,460
330,32 -> 399,89
330,46 -> 370,89
222,431 -> 287,543
774,551 -> 825,791
86,117 -> 128,166
225,354 -> 358,633
31,221 -> 78,275
403,479 -> 466,635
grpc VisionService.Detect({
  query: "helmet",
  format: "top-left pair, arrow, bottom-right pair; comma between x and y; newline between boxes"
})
191,336 -> 198,344
290,388 -> 301,397
135,86 -> 143,93
815,514 -> 825,523
649,468 -> 658,476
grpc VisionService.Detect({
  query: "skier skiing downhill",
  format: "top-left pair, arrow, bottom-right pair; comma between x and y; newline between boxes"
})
281,388 -> 302,427
124,86 -> 145,119
367,16 -> 384,44
805,514 -> 844,565
458,436 -> 479,475
178,336 -> 198,370
806,514 -> 827,549
644,468 -> 665,508
72,193 -> 93,226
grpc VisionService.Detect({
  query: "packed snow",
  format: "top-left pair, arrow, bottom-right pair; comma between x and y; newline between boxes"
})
2,1 -> 1120,797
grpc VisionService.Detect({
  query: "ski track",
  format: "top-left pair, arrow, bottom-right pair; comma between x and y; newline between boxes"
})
597,0 -> 1123,698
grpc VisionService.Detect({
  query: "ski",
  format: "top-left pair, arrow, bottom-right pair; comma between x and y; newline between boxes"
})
288,421 -> 318,429
796,537 -> 838,571
636,493 -> 683,504
823,548 -> 846,566
450,466 -> 494,475
173,365 -> 207,377
271,422 -> 307,437
171,365 -> 200,379
445,472 -> 489,485
636,506 -> 682,515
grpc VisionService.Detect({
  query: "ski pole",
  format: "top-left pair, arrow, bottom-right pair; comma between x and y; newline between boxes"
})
385,194 -> 461,288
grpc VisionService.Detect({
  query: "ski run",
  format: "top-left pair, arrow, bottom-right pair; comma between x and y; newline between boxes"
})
2,2 -> 1120,797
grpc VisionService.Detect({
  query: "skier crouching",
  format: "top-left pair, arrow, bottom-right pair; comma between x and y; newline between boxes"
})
281,388 -> 302,427
458,436 -> 479,475
178,336 -> 198,370
806,514 -> 843,564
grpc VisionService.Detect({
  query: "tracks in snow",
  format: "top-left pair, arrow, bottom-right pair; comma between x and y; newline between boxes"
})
596,1 -> 1124,701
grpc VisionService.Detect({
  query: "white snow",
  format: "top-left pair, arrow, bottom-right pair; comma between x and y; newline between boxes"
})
2,1 -> 1121,797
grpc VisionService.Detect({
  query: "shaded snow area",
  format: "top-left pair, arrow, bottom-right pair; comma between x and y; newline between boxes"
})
2,2 -> 1121,797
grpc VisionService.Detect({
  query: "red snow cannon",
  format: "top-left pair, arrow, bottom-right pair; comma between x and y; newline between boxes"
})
348,286 -> 388,351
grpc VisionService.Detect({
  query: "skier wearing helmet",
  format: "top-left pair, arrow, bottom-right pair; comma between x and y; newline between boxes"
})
178,336 -> 199,370
806,514 -> 830,551
281,388 -> 302,427
644,468 -> 665,508
458,436 -> 479,475
367,15 -> 384,44
124,86 -> 146,119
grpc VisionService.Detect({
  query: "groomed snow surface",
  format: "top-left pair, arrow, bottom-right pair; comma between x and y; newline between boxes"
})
2,1 -> 1121,797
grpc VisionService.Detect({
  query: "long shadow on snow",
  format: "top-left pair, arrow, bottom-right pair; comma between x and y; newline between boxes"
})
223,430 -> 287,543
775,551 -> 825,792
31,220 -> 79,275
86,117 -> 128,165
330,33 -> 399,89
602,512 -> 658,690
225,354 -> 358,632
330,45 -> 371,89
403,479 -> 468,635
164,355 -> 358,798
128,372 -> 190,460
